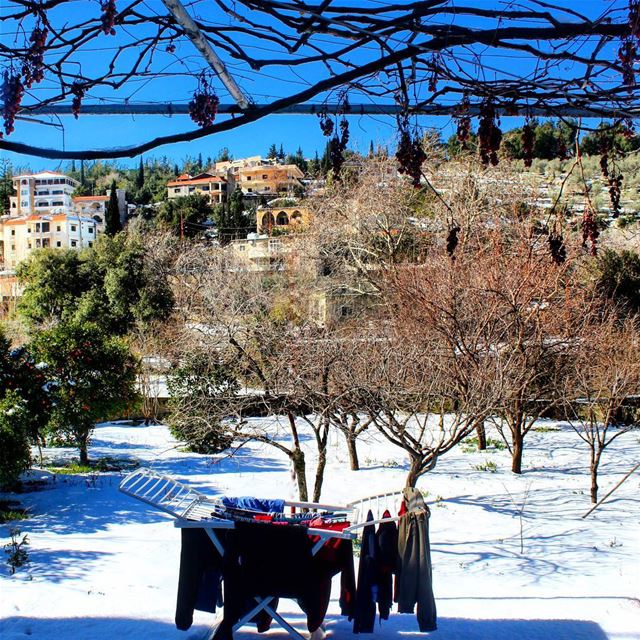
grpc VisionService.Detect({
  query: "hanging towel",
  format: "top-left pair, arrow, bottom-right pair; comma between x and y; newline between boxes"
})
376,509 -> 397,621
353,510 -> 378,633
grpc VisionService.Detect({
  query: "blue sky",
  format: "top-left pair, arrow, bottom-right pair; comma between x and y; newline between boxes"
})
2,0 -> 629,171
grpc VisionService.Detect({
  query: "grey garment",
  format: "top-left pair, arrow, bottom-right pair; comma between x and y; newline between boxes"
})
395,487 -> 437,632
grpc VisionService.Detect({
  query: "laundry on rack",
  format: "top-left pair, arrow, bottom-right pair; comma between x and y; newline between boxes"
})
376,509 -> 398,621
395,487 -> 437,632
353,511 -> 378,633
175,528 -> 224,630
221,496 -> 286,513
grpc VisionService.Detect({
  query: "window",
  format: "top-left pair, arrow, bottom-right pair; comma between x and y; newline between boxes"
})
11,229 -> 15,236
71,225 -> 77,232
174,188 -> 180,194
42,222 -> 50,232
27,227 -> 31,233
20,189 -> 28,196
238,245 -> 245,251
262,174 -> 268,179
88,227 -> 94,234
28,243 -> 32,249
10,244 -> 15,252
35,239 -> 41,248
246,175 -> 252,180
35,223 -> 40,232
56,241 -> 61,247
52,189 -> 63,195
21,201 -> 28,207
56,225 -> 61,232
52,201 -> 64,206
43,239 -> 50,248
71,240 -> 77,247
21,179 -> 27,185
264,187 -> 270,191
201,186 -> 209,191
247,188 -> 253,192
88,241 -> 93,248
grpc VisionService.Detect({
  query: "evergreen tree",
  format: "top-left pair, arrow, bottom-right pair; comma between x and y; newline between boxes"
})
71,160 -> 76,173
0,159 -> 13,213
174,164 -> 180,176
197,152 -> 203,170
278,144 -> 285,162
227,187 -> 250,240
105,180 -> 122,236
369,140 -> 375,157
136,157 -> 145,189
80,159 -> 85,185
267,143 -> 278,159
216,147 -> 232,162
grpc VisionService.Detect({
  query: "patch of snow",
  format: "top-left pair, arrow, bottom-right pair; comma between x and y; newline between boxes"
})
1,418 -> 638,640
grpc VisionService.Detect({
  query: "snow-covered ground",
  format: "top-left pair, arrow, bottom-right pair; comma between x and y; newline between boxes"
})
1,418 -> 639,640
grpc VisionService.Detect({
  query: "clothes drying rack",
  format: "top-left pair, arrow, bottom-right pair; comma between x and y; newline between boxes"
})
119,468 -> 398,640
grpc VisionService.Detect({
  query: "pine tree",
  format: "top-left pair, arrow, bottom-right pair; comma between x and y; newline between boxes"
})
105,180 -> 122,236
267,144 -> 278,159
278,144 -> 285,162
80,160 -> 85,185
197,152 -> 203,170
71,160 -> 76,173
136,157 -> 145,189
174,164 -> 180,176
369,140 -> 375,157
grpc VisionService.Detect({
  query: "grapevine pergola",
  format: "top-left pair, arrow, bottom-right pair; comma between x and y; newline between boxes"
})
0,0 -> 638,160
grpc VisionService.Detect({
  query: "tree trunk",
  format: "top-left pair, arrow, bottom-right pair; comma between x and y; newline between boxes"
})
313,448 -> 327,503
290,448 -> 308,502
590,447 -> 601,504
345,432 -> 360,471
511,428 -> 523,474
476,422 -> 487,451
79,439 -> 89,466
405,455 -> 422,488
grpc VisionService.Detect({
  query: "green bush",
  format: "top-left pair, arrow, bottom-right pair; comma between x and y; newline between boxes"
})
0,392 -> 31,488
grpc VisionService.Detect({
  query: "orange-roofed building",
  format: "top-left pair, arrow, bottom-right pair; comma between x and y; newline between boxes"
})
166,172 -> 228,204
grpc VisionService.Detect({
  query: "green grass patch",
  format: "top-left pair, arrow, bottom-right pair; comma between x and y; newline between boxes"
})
0,502 -> 29,524
473,460 -> 498,473
460,436 -> 506,453
45,456 -> 139,475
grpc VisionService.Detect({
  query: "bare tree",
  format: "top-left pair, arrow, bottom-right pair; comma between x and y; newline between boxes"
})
563,315 -> 640,503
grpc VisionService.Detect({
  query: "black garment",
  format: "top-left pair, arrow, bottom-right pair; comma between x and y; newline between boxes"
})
175,528 -> 224,631
395,487 -> 437,632
214,521 -> 314,640
376,510 -> 398,621
353,510 -> 378,634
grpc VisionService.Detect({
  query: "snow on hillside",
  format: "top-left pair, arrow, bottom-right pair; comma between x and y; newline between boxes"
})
1,418 -> 639,640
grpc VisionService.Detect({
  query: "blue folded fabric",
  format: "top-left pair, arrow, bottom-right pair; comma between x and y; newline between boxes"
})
221,496 -> 285,513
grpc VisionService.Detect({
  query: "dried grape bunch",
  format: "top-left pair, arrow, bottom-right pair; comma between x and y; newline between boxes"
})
428,54 -> 441,92
455,96 -> 471,149
581,207 -> 600,256
22,25 -> 48,88
71,82 -> 85,119
630,0 -> 640,41
1,71 -> 24,136
548,232 -> 566,265
396,121 -> 426,187
522,121 -> 535,167
608,174 -> 623,218
446,225 -> 461,260
598,129 -> 623,217
318,113 -> 334,137
101,0 -> 118,36
328,117 -> 349,177
188,75 -> 219,127
478,100 -> 502,166
618,37 -> 637,86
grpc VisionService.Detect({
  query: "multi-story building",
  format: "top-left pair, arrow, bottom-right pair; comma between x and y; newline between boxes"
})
166,172 -> 228,204
0,171 -> 123,271
9,171 -> 79,217
236,163 -> 304,198
0,213 -> 100,269
256,201 -> 310,234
